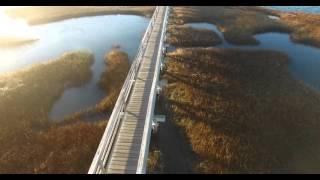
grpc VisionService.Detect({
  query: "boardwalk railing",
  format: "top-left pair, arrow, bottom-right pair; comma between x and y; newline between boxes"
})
88,6 -> 166,174
136,6 -> 169,174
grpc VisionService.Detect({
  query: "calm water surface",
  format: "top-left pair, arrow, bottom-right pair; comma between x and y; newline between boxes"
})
267,6 -> 320,14
186,22 -> 320,91
0,15 -> 149,120
2,7 -> 320,120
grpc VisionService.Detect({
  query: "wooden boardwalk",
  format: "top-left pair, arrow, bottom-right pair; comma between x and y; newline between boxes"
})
102,7 -> 167,174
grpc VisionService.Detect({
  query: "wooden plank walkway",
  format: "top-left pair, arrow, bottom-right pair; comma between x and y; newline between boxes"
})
104,7 -> 166,174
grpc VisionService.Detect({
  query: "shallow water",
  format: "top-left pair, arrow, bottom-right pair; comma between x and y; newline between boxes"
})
0,15 -> 149,120
185,22 -> 320,91
267,6 -> 320,14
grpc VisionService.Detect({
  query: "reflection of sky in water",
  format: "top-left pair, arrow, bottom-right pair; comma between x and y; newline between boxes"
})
48,15 -> 149,120
0,14 -> 149,120
186,23 -> 320,91
266,6 -> 320,14
1,6 -> 319,120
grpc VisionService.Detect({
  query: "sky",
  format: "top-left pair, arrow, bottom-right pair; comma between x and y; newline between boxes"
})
0,6 -> 35,39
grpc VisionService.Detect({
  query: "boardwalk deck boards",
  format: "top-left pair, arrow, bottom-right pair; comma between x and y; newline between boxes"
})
105,7 -> 166,173
89,6 -> 169,174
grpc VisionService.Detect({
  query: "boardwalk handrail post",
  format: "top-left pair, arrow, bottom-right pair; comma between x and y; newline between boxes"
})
88,6 -> 160,174
136,6 -> 170,174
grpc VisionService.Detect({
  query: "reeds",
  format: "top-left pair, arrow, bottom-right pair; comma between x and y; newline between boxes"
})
170,6 -> 291,45
0,51 -> 100,173
161,47 -> 320,173
167,25 -> 222,47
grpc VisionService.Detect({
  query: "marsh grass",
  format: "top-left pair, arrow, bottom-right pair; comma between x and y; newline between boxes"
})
170,6 -> 291,46
59,49 -> 130,124
167,25 -> 222,47
252,7 -> 320,48
91,50 -> 130,114
0,51 -> 94,130
98,50 -> 130,96
0,51 -> 111,173
161,48 -> 320,173
29,50 -> 129,173
0,120 -> 106,174
171,6 -> 320,48
278,12 -> 320,48
163,6 -> 320,173
147,150 -> 164,174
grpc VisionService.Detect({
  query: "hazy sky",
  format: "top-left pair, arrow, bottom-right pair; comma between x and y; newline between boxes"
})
0,6 -> 35,39
0,6 -> 29,10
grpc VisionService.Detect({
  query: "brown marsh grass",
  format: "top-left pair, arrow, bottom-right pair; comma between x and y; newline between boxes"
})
95,50 -> 130,113
167,25 -> 222,47
170,6 -> 291,45
252,7 -> 320,47
0,51 -> 111,173
171,6 -> 320,48
0,51 -> 94,135
147,150 -> 164,174
264,8 -> 320,48
35,50 -> 130,173
162,6 -> 320,173
161,48 -> 320,173
60,49 -> 130,124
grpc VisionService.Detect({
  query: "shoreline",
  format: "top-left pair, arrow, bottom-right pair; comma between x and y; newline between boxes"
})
0,49 -> 130,173
0,51 -> 99,173
162,47 -> 320,173
5,6 -> 155,25
61,49 -> 130,125
171,6 -> 320,48
158,6 -> 320,173
1,6 -> 320,173
0,38 -> 39,48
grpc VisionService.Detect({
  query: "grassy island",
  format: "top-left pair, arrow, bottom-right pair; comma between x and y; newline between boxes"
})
161,47 -> 320,173
170,6 -> 320,48
96,49 -> 130,113
159,6 -> 320,173
62,49 -> 130,123
167,25 -> 222,47
0,51 -> 110,173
